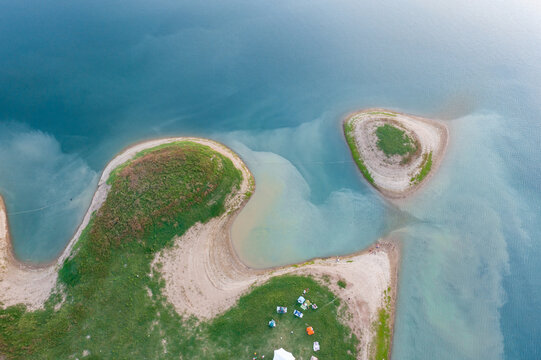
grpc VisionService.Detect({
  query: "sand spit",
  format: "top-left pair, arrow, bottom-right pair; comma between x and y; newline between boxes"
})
0,137 -> 250,310
0,196 -> 59,309
345,108 -> 448,199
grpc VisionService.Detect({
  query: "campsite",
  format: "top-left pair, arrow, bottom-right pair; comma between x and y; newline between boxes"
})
207,275 -> 357,359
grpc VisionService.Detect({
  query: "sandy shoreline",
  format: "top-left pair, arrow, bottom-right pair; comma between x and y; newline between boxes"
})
0,136 -> 398,359
0,195 -> 60,309
345,108 -> 449,200
154,208 -> 398,360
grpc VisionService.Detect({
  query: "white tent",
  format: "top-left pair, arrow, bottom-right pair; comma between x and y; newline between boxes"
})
273,348 -> 295,360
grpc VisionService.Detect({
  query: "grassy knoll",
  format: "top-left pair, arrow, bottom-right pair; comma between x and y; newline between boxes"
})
372,287 -> 392,360
207,275 -> 357,359
0,141 -> 357,359
344,120 -> 375,184
375,124 -> 417,158
410,151 -> 433,184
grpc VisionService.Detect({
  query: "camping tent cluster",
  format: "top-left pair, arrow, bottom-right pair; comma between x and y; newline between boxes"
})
267,289 -> 322,359
294,294 -> 318,318
272,293 -> 317,323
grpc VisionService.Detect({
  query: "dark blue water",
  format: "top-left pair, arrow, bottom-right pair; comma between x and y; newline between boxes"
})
1,0 -> 539,358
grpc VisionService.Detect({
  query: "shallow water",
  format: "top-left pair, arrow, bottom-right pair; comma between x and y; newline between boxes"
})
1,0 -> 540,358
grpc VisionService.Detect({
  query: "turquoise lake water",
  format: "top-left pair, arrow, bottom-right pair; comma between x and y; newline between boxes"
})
1,1 -> 540,358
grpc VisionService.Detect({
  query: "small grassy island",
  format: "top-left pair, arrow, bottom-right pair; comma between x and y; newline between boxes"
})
0,139 -> 397,360
344,109 -> 448,198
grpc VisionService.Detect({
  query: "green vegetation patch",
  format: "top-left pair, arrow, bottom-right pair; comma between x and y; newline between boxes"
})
208,275 -> 357,359
375,124 -> 417,157
410,151 -> 433,184
372,287 -> 392,360
0,141 -> 358,360
344,120 -> 375,184
369,111 -> 397,117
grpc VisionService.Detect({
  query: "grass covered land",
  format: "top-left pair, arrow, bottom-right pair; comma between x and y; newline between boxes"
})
375,124 -> 417,158
372,287 -> 392,360
344,120 -> 375,184
209,275 -> 357,359
0,141 -> 357,359
410,151 -> 433,184
369,111 -> 396,117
